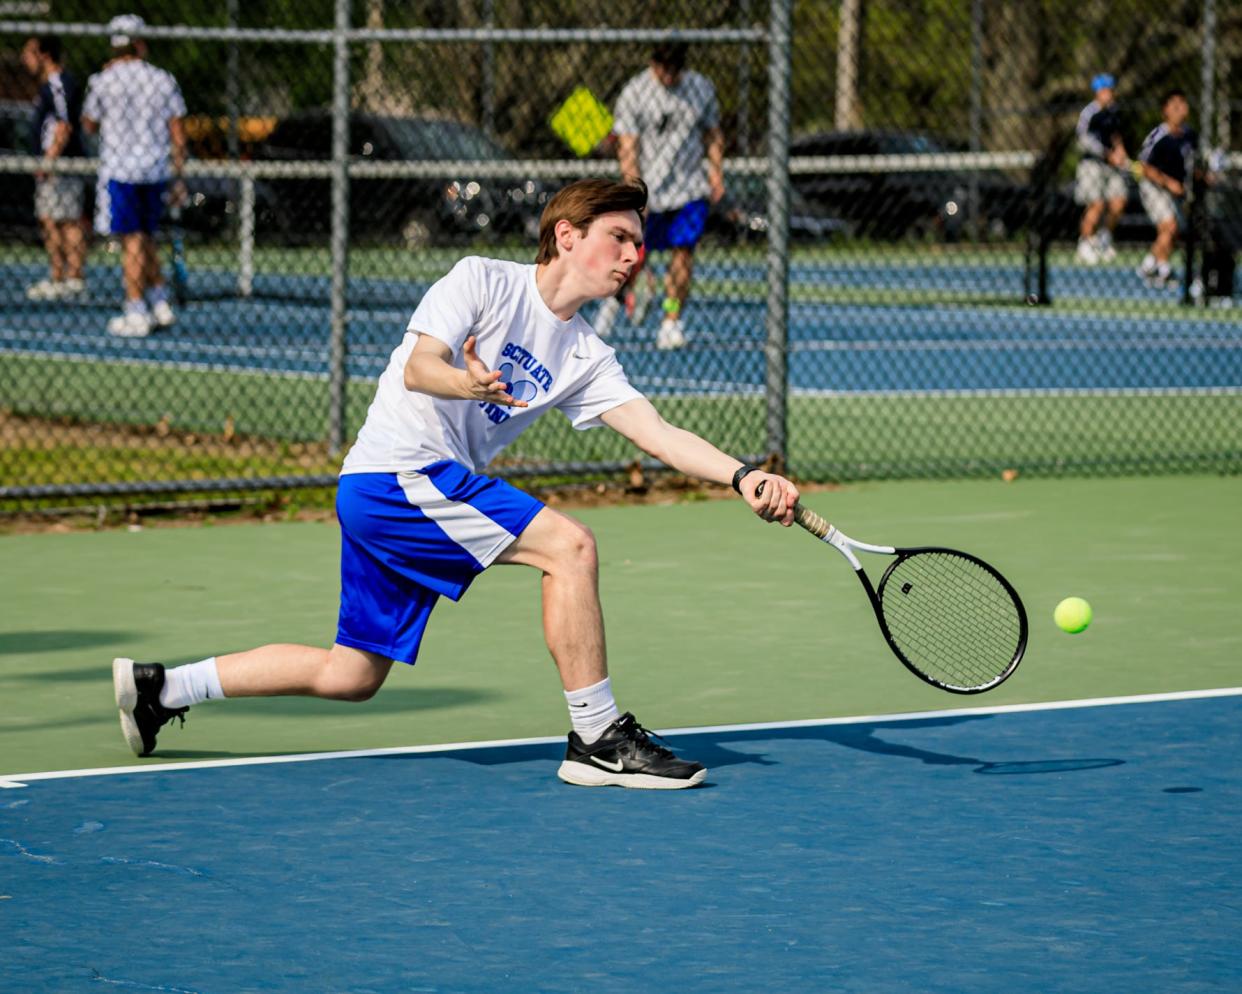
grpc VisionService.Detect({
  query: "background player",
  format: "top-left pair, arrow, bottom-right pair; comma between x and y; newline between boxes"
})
21,34 -> 88,301
81,14 -> 186,337
1074,72 -> 1129,265
611,42 -> 726,349
1135,89 -> 1197,289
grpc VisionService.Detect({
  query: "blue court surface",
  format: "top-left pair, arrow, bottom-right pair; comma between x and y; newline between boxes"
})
2,258 -> 1238,395
4,690 -> 1240,993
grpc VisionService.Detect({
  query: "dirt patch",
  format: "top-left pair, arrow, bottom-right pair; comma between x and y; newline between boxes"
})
0,407 -> 333,464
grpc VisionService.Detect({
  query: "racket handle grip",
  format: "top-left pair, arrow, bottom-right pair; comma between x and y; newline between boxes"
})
752,480 -> 831,539
792,503 -> 831,538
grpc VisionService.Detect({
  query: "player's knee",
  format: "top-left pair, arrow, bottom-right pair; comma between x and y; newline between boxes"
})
317,647 -> 388,701
318,672 -> 383,702
552,516 -> 598,574
336,680 -> 381,703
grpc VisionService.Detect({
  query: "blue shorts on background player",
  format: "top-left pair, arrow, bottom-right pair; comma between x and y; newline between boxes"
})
107,179 -> 165,235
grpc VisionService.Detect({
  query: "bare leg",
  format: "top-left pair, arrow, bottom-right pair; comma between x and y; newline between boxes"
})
63,219 -> 87,281
216,642 -> 392,701
665,246 -> 695,309
1080,201 -> 1104,240
41,219 -> 64,280
494,507 -> 606,692
143,232 -> 164,292
1104,195 -> 1126,236
1152,218 -> 1177,264
121,233 -> 145,302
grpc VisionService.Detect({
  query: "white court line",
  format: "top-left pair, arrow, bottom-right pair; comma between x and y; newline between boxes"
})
2,686 -> 1239,789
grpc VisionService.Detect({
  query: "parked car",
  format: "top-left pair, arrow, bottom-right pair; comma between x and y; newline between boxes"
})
788,130 -> 1032,241
0,100 -> 38,235
707,172 -> 848,245
251,112 -> 552,247
0,98 -> 247,245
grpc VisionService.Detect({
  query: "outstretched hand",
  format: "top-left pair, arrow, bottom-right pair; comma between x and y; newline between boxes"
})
743,473 -> 799,526
462,335 -> 529,408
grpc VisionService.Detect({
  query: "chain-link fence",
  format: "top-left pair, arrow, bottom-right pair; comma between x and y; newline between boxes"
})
0,0 -> 1237,510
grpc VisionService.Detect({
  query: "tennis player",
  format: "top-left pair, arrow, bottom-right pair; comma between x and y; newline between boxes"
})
112,177 -> 798,790
1135,89 -> 1198,289
1074,73 -> 1129,265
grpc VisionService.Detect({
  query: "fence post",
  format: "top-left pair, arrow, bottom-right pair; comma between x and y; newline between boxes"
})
329,0 -> 351,456
764,0 -> 791,469
1201,0 -> 1216,149
239,172 -> 254,297
969,0 -> 983,240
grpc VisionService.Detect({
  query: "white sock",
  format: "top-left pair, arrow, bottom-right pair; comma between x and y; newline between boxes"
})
146,284 -> 169,306
1142,253 -> 1157,272
160,657 -> 225,709
564,676 -> 620,744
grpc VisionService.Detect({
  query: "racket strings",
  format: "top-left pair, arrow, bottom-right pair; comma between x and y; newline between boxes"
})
879,552 -> 1023,690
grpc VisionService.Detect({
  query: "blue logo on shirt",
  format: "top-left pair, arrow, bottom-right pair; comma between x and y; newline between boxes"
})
479,342 -> 556,426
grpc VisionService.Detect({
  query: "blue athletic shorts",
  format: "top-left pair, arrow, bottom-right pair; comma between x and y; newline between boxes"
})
335,462 -> 544,665
107,180 -> 166,235
644,199 -> 709,252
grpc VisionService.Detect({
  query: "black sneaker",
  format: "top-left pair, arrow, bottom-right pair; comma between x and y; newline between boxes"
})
557,712 -> 707,789
112,658 -> 188,757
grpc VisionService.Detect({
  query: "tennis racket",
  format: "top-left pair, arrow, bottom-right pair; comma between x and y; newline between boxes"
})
758,483 -> 1027,693
167,201 -> 188,305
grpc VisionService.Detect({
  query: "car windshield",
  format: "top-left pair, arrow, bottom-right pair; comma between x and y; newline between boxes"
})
386,119 -> 508,161
879,134 -> 949,155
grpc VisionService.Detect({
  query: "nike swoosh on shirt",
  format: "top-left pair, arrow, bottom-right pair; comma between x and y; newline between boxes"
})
589,755 -> 625,772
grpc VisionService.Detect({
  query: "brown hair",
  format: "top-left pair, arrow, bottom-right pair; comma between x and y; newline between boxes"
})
535,178 -> 647,264
652,42 -> 688,71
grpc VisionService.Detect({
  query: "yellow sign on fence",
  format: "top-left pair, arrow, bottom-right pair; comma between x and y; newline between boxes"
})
549,86 -> 614,158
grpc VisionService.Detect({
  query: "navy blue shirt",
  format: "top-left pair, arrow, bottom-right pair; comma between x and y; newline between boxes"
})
1076,100 -> 1123,160
1138,123 -> 1197,188
30,69 -> 84,157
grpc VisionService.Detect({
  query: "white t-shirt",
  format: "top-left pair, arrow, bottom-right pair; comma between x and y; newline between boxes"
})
613,68 -> 720,212
83,59 -> 185,184
341,257 -> 643,476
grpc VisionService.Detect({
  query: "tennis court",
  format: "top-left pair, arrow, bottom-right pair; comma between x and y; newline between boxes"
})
4,244 -> 1236,490
5,694 -> 1240,993
3,252 -> 1236,386
3,3 -> 1240,989
3,475 -> 1241,991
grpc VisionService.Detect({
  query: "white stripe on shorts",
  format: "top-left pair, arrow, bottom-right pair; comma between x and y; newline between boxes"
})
396,470 -> 521,569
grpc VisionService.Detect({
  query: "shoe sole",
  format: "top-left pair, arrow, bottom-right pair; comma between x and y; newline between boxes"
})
112,657 -> 146,756
556,760 -> 707,790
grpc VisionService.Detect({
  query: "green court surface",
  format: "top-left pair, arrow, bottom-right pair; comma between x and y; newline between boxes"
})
2,474 -> 1239,777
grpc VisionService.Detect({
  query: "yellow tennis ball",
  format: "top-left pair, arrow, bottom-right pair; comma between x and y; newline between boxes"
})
1054,597 -> 1092,634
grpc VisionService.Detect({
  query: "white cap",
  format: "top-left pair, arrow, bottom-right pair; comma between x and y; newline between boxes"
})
108,14 -> 145,47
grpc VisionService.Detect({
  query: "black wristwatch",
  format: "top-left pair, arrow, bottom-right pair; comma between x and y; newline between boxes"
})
731,464 -> 761,494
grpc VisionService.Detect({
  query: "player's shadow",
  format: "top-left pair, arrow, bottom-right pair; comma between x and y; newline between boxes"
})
218,686 -> 504,717
0,629 -> 139,657
664,716 -> 1125,776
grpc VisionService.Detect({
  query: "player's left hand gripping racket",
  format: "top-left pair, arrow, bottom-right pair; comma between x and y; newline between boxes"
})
758,483 -> 1028,693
